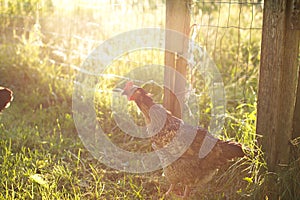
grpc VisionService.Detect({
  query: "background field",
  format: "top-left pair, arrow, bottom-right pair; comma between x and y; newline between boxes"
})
1,0 -> 299,199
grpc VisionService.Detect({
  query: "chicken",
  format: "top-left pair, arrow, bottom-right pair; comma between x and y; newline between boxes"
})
0,87 -> 13,112
122,81 -> 245,198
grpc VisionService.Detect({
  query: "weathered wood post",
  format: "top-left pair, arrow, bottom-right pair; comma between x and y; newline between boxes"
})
256,0 -> 300,198
293,69 -> 300,141
164,0 -> 191,118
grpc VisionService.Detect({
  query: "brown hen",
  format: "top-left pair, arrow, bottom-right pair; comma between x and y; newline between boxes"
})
122,81 -> 244,198
0,87 -> 13,112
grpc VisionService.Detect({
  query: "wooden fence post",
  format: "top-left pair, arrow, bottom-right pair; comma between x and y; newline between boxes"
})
293,68 -> 300,142
164,0 -> 191,118
256,0 -> 300,198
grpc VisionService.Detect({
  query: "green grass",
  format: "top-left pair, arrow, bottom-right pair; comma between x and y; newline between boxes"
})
0,91 -> 165,199
0,45 -> 262,200
0,0 -> 299,199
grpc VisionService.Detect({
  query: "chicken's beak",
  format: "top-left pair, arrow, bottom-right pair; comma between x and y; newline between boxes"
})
112,88 -> 125,95
120,85 -> 138,100
121,90 -> 127,96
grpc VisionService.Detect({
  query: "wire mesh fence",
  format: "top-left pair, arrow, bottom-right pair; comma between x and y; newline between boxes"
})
0,1 -> 265,198
0,0 -> 263,132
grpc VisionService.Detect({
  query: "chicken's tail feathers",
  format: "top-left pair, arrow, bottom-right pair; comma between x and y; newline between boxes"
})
0,87 -> 13,112
219,141 -> 245,160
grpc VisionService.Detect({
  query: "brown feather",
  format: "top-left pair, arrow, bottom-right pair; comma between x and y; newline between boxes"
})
0,87 -> 13,112
122,82 -> 245,195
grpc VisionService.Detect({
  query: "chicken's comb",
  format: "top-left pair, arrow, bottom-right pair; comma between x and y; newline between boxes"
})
124,81 -> 134,90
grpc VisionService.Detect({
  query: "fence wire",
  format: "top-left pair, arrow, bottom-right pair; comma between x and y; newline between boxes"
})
0,0 -> 263,117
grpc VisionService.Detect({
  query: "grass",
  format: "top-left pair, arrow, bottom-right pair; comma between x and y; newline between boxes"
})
0,0 -> 299,199
0,94 -> 165,199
